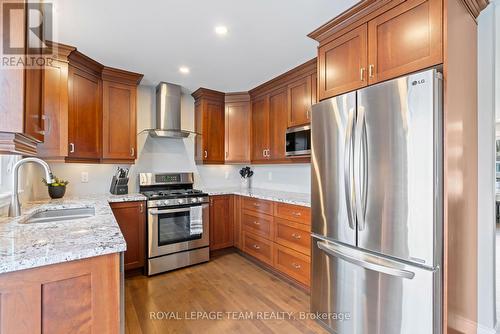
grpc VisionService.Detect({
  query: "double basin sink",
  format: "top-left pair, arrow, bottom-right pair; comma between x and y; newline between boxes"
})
25,207 -> 95,224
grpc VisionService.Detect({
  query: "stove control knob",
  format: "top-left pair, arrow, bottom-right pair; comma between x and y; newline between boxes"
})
198,197 -> 206,203
191,197 -> 198,203
163,200 -> 170,206
177,199 -> 185,205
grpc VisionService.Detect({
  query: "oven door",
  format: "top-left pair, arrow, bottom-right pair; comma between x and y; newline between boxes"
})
148,203 -> 209,258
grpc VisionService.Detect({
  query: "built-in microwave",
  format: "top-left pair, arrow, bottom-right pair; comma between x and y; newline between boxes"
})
285,125 -> 311,157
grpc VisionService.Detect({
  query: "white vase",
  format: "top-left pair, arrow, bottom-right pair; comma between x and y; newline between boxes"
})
241,178 -> 251,189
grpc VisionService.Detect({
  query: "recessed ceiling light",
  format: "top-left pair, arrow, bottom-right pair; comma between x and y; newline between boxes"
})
179,66 -> 190,74
215,26 -> 228,35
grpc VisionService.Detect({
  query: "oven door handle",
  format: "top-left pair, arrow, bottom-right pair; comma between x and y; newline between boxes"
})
149,207 -> 191,215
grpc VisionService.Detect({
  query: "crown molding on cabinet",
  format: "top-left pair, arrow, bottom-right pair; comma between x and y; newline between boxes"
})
101,67 -> 144,86
191,87 -> 225,101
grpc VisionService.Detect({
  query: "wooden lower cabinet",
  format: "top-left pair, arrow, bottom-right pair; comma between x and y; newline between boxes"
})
209,195 -> 234,250
242,209 -> 274,239
274,218 -> 311,255
0,253 -> 120,334
243,231 -> 274,266
110,201 -> 146,271
274,244 -> 311,286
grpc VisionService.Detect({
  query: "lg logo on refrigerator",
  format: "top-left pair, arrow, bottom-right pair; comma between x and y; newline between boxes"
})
412,79 -> 426,86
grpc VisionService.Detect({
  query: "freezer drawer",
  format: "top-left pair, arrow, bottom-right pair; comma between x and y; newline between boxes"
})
311,236 -> 440,334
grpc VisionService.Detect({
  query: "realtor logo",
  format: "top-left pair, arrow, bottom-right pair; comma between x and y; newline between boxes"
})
2,1 -> 54,68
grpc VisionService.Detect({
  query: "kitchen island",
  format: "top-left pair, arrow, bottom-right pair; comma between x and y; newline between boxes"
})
0,193 -> 145,334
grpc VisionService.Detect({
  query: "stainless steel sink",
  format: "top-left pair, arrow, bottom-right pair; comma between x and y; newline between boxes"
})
25,207 -> 95,224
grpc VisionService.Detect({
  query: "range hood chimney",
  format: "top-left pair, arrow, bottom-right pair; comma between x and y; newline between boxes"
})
145,82 -> 196,138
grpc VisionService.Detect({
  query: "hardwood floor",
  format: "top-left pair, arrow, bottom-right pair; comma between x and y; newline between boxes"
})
125,250 -> 327,334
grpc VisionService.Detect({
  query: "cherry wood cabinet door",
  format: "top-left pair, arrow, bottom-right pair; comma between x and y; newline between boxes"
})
67,65 -> 102,160
24,68 -> 44,142
194,100 -> 204,164
269,88 -> 288,161
251,95 -> 270,162
205,99 -> 225,163
367,0 -> 442,84
225,100 -> 250,163
37,59 -> 69,160
102,81 -> 137,162
288,76 -> 312,127
209,195 -> 234,250
110,201 -> 146,271
311,73 -> 318,104
318,24 -> 368,100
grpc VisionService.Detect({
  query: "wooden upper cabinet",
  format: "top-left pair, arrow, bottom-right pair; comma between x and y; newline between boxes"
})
67,53 -> 103,162
192,88 -> 225,164
101,67 -> 143,163
367,0 -> 443,84
38,42 -> 75,161
210,195 -> 234,250
225,93 -> 251,163
287,76 -> 312,127
268,88 -> 288,161
0,0 -> 44,155
318,24 -> 368,100
251,95 -> 270,162
110,201 -> 146,271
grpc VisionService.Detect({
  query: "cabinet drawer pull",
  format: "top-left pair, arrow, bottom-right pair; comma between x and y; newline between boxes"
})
204,150 -> 208,159
69,143 -> 75,153
130,147 -> 135,157
291,233 -> 301,240
291,262 -> 301,269
360,67 -> 366,81
291,211 -> 302,217
140,203 -> 144,213
252,244 -> 260,250
253,203 -> 261,207
369,64 -> 375,78
253,221 -> 260,225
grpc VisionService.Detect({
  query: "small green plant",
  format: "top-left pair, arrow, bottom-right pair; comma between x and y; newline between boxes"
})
42,176 -> 69,187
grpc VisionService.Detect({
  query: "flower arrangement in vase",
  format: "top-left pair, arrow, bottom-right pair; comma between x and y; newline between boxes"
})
239,166 -> 254,189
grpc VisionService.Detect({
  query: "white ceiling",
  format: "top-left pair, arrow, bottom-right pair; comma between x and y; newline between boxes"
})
51,0 -> 358,92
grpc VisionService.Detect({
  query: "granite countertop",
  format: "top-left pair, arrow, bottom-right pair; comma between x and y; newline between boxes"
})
0,193 -> 146,275
203,187 -> 311,207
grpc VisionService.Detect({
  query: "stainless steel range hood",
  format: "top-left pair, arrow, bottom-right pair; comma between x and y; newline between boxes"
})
142,82 -> 197,138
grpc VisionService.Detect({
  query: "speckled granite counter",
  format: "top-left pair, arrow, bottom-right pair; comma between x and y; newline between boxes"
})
204,187 -> 310,207
0,193 -> 146,274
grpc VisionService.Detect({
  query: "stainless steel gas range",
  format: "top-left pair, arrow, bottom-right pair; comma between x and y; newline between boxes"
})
139,172 -> 209,275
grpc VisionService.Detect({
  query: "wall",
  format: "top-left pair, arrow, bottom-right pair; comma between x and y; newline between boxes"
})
477,2 -> 497,333
31,85 -> 311,200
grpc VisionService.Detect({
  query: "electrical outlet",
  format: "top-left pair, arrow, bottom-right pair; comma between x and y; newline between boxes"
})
268,172 -> 272,181
81,172 -> 89,183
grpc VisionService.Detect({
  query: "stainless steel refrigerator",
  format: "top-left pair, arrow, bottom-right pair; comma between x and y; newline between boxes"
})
311,68 -> 442,334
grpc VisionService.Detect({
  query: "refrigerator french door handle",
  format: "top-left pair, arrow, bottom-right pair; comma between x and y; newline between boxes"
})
354,105 -> 367,231
316,240 -> 416,280
343,107 -> 356,230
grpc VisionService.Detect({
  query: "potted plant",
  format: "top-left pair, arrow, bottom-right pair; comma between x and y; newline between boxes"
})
239,166 -> 254,189
42,176 -> 69,199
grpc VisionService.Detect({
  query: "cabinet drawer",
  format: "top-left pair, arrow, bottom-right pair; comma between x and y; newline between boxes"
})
242,210 -> 273,240
242,197 -> 273,215
243,232 -> 273,265
274,202 -> 310,225
274,244 -> 310,286
274,218 -> 310,255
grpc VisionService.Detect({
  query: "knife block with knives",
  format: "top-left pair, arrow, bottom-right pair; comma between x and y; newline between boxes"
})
110,167 -> 129,195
